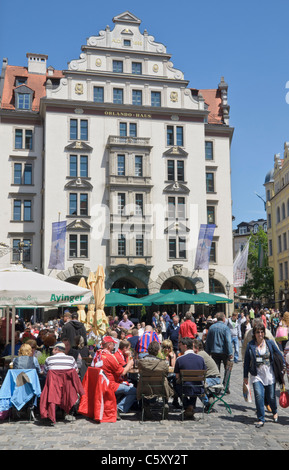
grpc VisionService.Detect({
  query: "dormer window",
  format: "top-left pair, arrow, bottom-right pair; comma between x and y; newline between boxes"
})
14,85 -> 33,110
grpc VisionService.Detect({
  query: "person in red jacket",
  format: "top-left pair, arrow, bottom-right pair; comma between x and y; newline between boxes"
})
100,336 -> 137,418
179,312 -> 198,342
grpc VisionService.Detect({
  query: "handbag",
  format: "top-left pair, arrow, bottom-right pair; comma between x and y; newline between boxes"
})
279,384 -> 289,408
275,325 -> 288,342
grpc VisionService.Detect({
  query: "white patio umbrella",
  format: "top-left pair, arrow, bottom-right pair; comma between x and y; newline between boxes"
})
0,265 -> 94,358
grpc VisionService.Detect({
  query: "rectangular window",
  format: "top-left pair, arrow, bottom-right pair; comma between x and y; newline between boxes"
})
205,141 -> 214,160
117,155 -> 125,176
168,197 -> 175,218
280,263 -> 283,281
113,60 -> 123,73
151,91 -> 161,107
123,39 -> 131,47
210,241 -> 216,262
80,120 -> 88,141
15,129 -> 23,149
179,237 -> 186,259
80,156 -> 88,177
169,238 -> 177,259
119,122 -> 127,137
167,126 -> 174,146
23,200 -> 32,221
132,62 -> 142,75
113,88 -> 123,104
206,172 -> 215,193
285,261 -> 289,280
15,129 -> 33,150
269,239 -> 273,256
69,155 -> 78,177
284,233 -> 287,251
14,163 -> 22,184
176,127 -> 184,146
118,193 -> 126,215
70,119 -> 88,140
135,155 -> 143,177
12,238 -> 31,263
93,87 -> 104,103
118,234 -> 126,256
129,123 -> 137,137
177,161 -> 184,182
168,160 -> 175,181
69,234 -> 88,258
135,194 -> 143,216
80,194 -> 88,216
136,235 -> 144,256
23,164 -> 32,184
69,193 -> 77,216
69,235 -> 78,258
70,119 -> 78,140
13,200 -> 21,221
80,235 -> 88,258
17,93 -> 30,110
207,206 -> 215,225
132,90 -> 142,106
177,197 -> 185,219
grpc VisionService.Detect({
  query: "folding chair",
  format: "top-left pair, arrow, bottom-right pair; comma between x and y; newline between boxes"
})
206,361 -> 233,414
139,370 -> 167,422
180,369 -> 206,421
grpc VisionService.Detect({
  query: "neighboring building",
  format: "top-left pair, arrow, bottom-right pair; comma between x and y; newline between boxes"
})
233,218 -> 267,260
264,143 -> 289,308
0,11 -> 234,307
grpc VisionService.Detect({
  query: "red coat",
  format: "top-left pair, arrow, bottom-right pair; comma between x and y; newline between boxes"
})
78,368 -> 117,423
40,369 -> 85,423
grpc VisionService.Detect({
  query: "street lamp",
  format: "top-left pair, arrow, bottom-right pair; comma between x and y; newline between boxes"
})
225,281 -> 230,317
284,280 -> 289,311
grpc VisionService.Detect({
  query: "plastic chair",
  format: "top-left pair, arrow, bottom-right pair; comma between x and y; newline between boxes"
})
180,369 -> 207,421
206,361 -> 233,414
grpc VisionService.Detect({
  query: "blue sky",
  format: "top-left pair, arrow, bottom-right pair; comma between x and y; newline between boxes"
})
1,0 -> 289,229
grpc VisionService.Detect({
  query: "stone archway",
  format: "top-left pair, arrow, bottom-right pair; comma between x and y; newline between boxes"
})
149,266 -> 204,294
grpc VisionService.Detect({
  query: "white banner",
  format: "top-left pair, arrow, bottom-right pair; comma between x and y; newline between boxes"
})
233,238 -> 250,287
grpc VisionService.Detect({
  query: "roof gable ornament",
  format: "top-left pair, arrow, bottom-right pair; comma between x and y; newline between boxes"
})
65,178 -> 93,190
163,146 -> 188,158
66,219 -> 91,231
112,11 -> 142,25
163,182 -> 190,194
65,141 -> 93,152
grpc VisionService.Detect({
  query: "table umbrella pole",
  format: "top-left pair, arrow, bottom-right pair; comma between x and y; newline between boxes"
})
11,306 -> 15,360
5,307 -> 9,347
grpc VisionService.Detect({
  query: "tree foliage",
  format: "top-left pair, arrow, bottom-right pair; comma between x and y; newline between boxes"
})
240,228 -> 274,300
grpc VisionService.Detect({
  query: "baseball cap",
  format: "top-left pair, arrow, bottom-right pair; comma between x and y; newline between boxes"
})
54,342 -> 66,351
102,336 -> 118,344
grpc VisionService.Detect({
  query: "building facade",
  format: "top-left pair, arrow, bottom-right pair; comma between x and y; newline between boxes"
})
0,12 -> 234,304
264,143 -> 289,308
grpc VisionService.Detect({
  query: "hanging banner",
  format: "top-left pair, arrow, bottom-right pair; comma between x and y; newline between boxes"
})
48,221 -> 67,270
194,224 -> 216,270
233,238 -> 250,287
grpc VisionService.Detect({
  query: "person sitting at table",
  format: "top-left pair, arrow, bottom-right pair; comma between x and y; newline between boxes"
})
114,339 -> 131,367
136,325 -> 160,359
100,336 -> 137,419
1,331 -> 22,357
13,343 -> 42,375
161,339 -> 177,369
137,341 -> 174,419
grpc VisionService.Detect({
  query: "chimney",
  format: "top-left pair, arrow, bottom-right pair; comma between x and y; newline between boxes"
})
26,53 -> 48,74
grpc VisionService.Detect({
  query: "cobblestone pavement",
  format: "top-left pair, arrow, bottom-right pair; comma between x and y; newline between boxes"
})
1,358 -> 289,452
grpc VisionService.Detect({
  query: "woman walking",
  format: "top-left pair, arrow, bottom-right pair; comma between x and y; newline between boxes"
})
243,323 -> 285,428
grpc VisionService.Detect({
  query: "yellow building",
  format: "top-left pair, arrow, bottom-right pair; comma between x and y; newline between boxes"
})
264,143 -> 289,309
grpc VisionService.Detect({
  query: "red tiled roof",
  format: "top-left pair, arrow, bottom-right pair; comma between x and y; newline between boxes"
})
191,88 -> 223,124
1,65 -> 63,112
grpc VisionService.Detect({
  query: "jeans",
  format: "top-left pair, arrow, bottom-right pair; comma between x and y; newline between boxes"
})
115,383 -> 137,413
252,381 -> 277,423
231,336 -> 239,363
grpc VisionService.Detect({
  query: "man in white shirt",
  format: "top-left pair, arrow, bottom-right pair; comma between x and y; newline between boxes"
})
43,342 -> 78,375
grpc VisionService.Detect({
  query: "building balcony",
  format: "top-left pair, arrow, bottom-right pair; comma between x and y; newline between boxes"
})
107,135 -> 152,148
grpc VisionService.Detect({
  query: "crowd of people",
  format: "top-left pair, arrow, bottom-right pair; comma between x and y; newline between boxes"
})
0,305 -> 289,425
